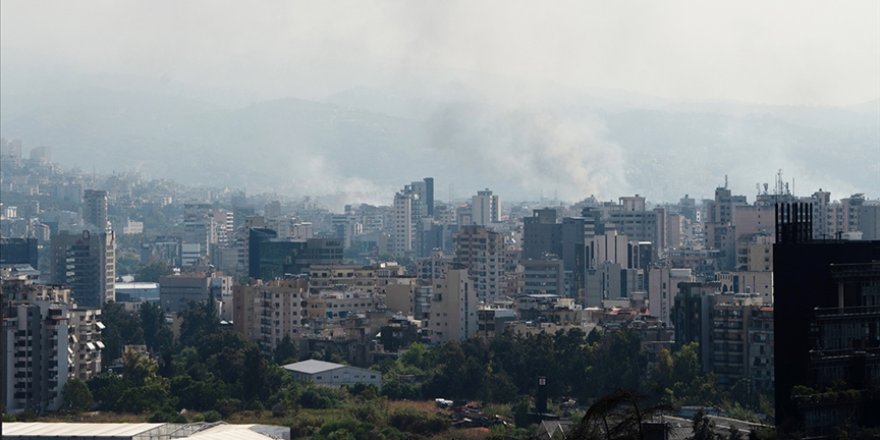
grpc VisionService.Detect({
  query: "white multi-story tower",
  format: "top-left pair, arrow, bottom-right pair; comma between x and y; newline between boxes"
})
454,225 -> 504,303
391,183 -> 426,258
429,267 -> 478,343
392,191 -> 414,257
471,189 -> 500,226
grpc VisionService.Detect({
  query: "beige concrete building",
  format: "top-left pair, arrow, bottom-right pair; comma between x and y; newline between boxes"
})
733,205 -> 775,241
306,289 -> 383,327
429,267 -> 478,343
384,281 -> 416,316
454,225 -> 505,302
1,278 -> 104,413
233,278 -> 309,351
735,233 -> 773,272
647,267 -> 694,323
68,308 -> 104,381
471,189 -> 501,226
308,263 -> 405,294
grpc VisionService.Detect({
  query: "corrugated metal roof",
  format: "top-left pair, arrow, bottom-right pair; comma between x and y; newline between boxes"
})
1,423 -> 285,439
181,424 -> 275,440
282,359 -> 345,374
2,422 -> 165,436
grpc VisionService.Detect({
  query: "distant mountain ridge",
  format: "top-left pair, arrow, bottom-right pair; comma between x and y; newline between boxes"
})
1,81 -> 877,206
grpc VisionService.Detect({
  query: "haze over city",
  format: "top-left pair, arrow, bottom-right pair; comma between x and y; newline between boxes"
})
2,2 -> 880,439
2,1 -> 878,208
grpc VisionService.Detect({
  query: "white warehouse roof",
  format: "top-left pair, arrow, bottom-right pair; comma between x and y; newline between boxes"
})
282,359 -> 346,375
1,423 -> 289,440
2,423 -> 165,437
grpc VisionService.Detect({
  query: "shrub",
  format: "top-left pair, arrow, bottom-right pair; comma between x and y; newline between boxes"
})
202,410 -> 222,423
389,408 -> 449,435
299,386 -> 344,409
215,398 -> 241,418
271,402 -> 288,418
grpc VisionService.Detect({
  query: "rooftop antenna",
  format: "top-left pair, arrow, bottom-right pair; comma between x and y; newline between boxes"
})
776,169 -> 784,195
724,175 -> 728,189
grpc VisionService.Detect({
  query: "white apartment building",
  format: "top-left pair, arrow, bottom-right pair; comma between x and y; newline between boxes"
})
471,189 -> 500,226
429,267 -> 478,343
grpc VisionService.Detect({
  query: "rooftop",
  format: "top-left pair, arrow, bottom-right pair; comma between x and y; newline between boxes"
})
1,423 -> 288,440
1,422 -> 165,437
282,358 -> 346,374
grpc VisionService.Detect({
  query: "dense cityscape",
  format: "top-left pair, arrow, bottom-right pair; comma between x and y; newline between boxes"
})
1,137 -> 878,439
3,1 -> 880,439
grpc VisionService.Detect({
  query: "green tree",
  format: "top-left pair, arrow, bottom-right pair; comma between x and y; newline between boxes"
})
691,408 -> 717,440
389,408 -> 449,435
137,261 -> 172,282
673,342 -> 701,385
140,301 -> 173,353
274,334 -> 297,365
115,351 -> 172,413
101,302 -> 144,364
179,299 -> 218,347
513,396 -> 532,428
61,378 -> 94,413
88,373 -> 127,410
569,390 -> 672,440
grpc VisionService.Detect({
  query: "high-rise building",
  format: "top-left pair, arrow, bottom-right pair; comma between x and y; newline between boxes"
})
2,280 -> 70,414
454,225 -> 504,302
409,177 -> 435,217
471,189 -> 500,226
233,278 -> 309,352
182,203 -> 217,263
159,271 -> 233,316
748,305 -> 774,394
859,204 -> 880,240
68,308 -> 104,381
1,277 -> 104,414
423,177 -> 434,217
428,267 -> 477,343
672,281 -> 721,373
773,202 -> 880,436
705,187 -> 748,270
0,237 -> 39,269
390,183 -> 428,258
248,229 -> 343,280
522,258 -> 565,296
50,230 -> 115,308
523,208 -> 561,260
647,267 -> 694,324
607,196 -> 663,258
82,190 -> 109,233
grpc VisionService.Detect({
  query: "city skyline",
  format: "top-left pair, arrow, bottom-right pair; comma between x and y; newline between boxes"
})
2,2 -> 879,437
2,2 -> 878,206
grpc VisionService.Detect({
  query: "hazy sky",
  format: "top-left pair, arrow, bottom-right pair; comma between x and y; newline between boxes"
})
3,0 -> 879,106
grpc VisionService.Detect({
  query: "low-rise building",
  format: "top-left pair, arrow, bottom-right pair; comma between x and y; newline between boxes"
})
283,359 -> 382,389
159,271 -> 232,317
2,422 -> 291,440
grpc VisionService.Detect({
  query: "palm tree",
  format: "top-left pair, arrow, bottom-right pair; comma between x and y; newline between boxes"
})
567,390 -> 673,440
